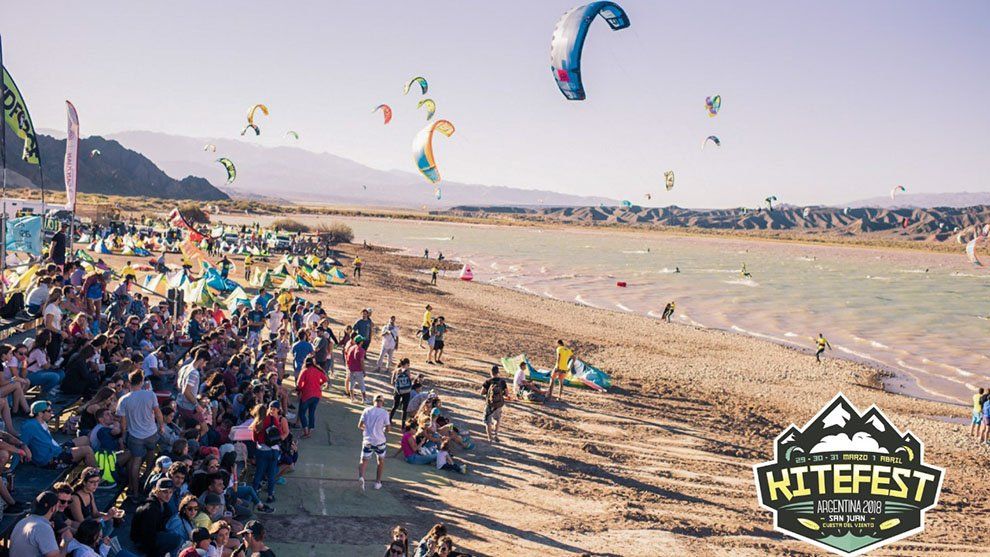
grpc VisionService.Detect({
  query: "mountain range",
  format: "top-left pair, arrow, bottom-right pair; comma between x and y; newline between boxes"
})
4,133 -> 228,202
442,204 -> 990,242
845,192 -> 990,209
106,131 -> 617,208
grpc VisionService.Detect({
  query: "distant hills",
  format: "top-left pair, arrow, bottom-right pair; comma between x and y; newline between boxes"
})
443,205 -> 990,242
107,131 -> 618,208
846,192 -> 990,209
4,133 -> 229,202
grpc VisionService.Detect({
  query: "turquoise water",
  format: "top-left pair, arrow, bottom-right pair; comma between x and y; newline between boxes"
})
263,215 -> 989,405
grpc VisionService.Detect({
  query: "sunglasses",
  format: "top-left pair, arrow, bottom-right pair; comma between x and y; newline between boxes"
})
58,498 -> 71,505
186,506 -> 199,512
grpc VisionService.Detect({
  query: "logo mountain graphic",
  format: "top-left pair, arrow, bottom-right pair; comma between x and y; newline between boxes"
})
754,393 -> 943,556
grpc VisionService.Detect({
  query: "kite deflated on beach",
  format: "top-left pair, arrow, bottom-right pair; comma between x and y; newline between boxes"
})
550,1 -> 630,100
459,264 -> 473,281
412,119 -> 455,184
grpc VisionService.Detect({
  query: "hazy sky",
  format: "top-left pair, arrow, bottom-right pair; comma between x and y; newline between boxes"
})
3,1 -> 988,207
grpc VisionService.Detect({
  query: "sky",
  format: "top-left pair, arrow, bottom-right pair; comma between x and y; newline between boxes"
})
2,0 -> 989,207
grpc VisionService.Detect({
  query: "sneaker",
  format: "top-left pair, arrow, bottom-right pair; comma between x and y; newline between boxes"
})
436,360 -> 445,365
374,481 -> 382,490
359,477 -> 366,491
256,503 -> 275,514
276,477 -> 287,485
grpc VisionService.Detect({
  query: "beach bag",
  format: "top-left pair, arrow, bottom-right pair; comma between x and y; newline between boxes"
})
487,379 -> 506,409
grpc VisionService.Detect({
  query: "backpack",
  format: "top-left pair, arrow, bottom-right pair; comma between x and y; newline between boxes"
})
394,370 -> 412,395
95,450 -> 118,484
486,379 -> 506,409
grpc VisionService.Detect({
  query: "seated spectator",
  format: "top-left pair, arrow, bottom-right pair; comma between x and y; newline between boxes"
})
9,491 -> 65,556
131,478 -> 183,557
20,400 -> 97,468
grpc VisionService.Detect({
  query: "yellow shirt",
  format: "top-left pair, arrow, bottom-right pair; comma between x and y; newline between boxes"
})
121,265 -> 136,278
278,291 -> 294,312
244,255 -> 253,265
422,310 -> 432,328
975,393 -> 983,413
556,346 -> 574,371
816,337 -> 828,349
192,512 -> 212,529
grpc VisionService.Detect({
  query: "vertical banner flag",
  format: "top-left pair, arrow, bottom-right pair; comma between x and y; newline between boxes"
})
64,101 -> 79,210
4,215 -> 43,255
1,67 -> 40,165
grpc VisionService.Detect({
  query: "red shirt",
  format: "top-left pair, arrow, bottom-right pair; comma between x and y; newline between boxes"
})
345,344 -> 366,372
297,365 -> 328,401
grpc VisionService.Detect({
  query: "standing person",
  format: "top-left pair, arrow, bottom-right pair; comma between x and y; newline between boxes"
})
243,254 -> 253,281
389,359 -> 413,427
246,301 -> 266,351
353,256 -> 363,281
972,388 -> 985,439
345,336 -> 368,403
266,303 -> 284,341
353,309 -> 374,351
481,366 -> 508,444
660,301 -> 675,323
548,340 -> 573,402
357,395 -> 389,491
428,317 -> 448,365
374,316 -> 399,373
430,266 -> 438,285
296,356 -> 328,439
291,331 -> 314,377
177,350 -> 209,422
815,333 -> 832,363
9,491 -> 66,557
117,370 -> 164,499
50,225 -> 68,269
419,305 -> 432,349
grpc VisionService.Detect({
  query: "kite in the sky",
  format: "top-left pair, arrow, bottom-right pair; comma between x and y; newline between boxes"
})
90,149 -> 101,157
217,158 -> 236,184
890,185 -> 906,200
404,77 -> 428,95
434,188 -> 442,200
203,144 -> 216,152
703,135 -> 721,148
705,95 -> 721,117
374,104 -> 393,124
765,195 -> 777,211
412,119 -> 455,184
645,193 -> 652,200
621,200 -> 632,208
550,2 -> 630,100
664,171 -> 675,191
284,131 -> 299,140
417,99 -> 437,121
802,207 -> 811,218
241,103 -> 268,135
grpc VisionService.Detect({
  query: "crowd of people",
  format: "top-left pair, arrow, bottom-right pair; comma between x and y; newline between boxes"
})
1,219 -> 479,556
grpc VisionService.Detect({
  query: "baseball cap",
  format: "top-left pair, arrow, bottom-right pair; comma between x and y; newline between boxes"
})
191,527 -> 212,544
155,478 -> 175,490
238,520 -> 265,538
268,400 -> 281,410
30,400 -> 52,416
156,456 -> 173,471
353,334 -> 365,344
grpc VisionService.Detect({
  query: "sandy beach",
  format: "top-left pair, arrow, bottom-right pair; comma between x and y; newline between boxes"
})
186,238 -> 990,556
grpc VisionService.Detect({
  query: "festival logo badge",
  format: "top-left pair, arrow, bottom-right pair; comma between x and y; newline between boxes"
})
754,393 -> 943,556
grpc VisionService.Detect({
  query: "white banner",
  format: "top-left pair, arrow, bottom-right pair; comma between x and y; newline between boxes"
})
64,100 -> 79,211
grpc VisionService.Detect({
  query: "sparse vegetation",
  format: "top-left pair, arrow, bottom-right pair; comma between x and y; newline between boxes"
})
316,221 -> 354,244
271,218 -> 311,233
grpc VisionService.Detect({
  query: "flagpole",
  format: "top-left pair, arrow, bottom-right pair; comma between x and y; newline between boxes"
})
1,34 -> 8,280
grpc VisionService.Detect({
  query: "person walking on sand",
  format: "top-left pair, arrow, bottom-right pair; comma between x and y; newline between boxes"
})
419,305 -> 433,349
430,266 -> 439,285
549,340 -> 573,402
427,317 -> 449,365
815,333 -> 832,363
481,366 -> 508,444
353,256 -> 363,281
358,394 -> 390,491
346,335 -> 368,403
374,316 -> 399,373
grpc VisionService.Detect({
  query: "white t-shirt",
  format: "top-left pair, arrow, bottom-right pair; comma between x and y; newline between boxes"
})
303,311 -> 320,328
380,324 -> 398,350
268,309 -> 284,334
26,285 -> 49,307
436,450 -> 451,470
513,367 -> 527,394
42,303 -> 63,329
360,406 -> 389,446
177,362 -> 201,409
143,353 -> 161,378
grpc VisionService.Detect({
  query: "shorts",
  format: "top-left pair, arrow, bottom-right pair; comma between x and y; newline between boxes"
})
433,339 -> 444,351
974,410 -> 983,425
485,406 -> 503,426
127,432 -> 161,459
361,442 -> 386,461
56,442 -> 76,464
551,370 -> 568,379
421,327 -> 430,340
